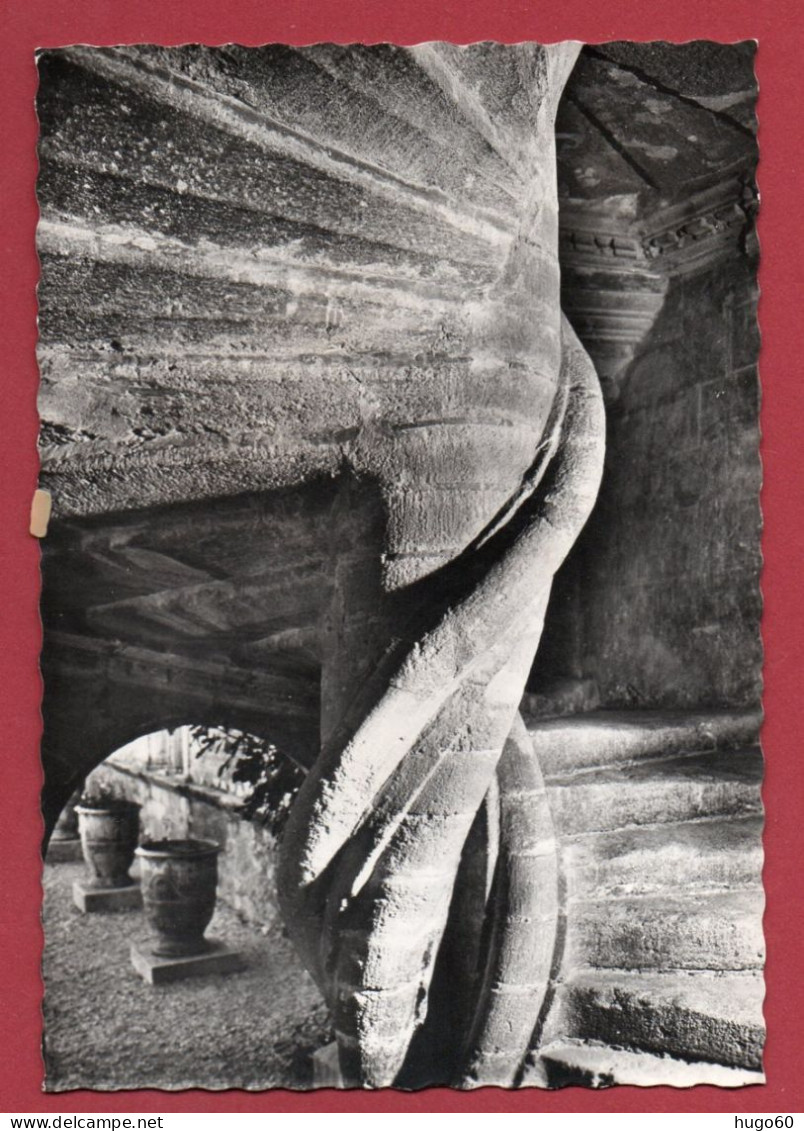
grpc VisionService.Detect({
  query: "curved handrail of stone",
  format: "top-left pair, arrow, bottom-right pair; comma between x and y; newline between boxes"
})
278,317 -> 605,1086
458,709 -> 561,1088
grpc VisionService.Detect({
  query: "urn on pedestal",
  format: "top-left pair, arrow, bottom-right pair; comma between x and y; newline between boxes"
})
131,839 -> 242,984
72,789 -> 141,912
135,839 -> 220,957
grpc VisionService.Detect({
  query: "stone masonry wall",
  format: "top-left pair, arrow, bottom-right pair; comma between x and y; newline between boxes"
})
533,249 -> 761,709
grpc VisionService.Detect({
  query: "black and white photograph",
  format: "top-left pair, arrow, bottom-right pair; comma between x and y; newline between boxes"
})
36,40 -> 763,1092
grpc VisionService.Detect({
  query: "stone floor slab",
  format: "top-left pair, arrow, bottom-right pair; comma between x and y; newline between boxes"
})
72,879 -> 141,913
130,938 -> 244,985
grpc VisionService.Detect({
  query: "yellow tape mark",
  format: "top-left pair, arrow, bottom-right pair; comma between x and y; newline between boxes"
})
30,489 -> 52,538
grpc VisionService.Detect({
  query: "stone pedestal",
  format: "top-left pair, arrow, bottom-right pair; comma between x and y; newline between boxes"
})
46,837 -> 84,864
72,879 -> 142,912
130,938 -> 244,985
312,1041 -> 343,1088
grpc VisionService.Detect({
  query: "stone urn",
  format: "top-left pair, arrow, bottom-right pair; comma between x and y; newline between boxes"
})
135,839 -> 221,957
75,798 -> 140,889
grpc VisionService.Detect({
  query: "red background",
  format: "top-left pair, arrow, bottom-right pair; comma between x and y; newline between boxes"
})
2,0 -> 802,1114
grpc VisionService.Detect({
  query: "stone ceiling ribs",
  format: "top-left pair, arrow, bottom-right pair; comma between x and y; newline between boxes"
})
588,42 -> 758,134
563,89 -> 663,192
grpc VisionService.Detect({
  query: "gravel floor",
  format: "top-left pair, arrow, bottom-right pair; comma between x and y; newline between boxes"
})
42,861 -> 333,1091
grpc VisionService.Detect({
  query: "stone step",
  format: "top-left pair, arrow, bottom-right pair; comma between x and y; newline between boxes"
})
39,51 -> 503,270
565,888 -> 765,972
300,44 -> 528,194
527,709 -> 761,778
563,814 -> 764,899
167,45 -> 522,218
549,969 -> 765,1071
537,1039 -> 765,1088
547,747 -> 762,836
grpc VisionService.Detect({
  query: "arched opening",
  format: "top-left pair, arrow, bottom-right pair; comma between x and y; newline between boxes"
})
42,724 -> 327,1091
48,723 -> 304,922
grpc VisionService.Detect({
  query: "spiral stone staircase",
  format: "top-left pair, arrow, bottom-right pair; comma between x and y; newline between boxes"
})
524,707 -> 764,1086
36,42 -> 762,1086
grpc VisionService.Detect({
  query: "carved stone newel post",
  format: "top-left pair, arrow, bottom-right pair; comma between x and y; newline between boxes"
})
278,42 -> 606,1089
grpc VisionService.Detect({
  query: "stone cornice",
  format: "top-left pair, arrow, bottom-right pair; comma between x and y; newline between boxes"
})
559,227 -> 644,265
559,177 -> 757,386
641,182 -> 758,270
560,178 -> 758,276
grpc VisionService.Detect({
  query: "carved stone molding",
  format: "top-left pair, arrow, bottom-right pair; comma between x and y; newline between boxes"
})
560,178 -> 757,277
641,182 -> 758,270
561,271 -> 668,389
559,228 -> 644,265
559,177 -> 756,388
